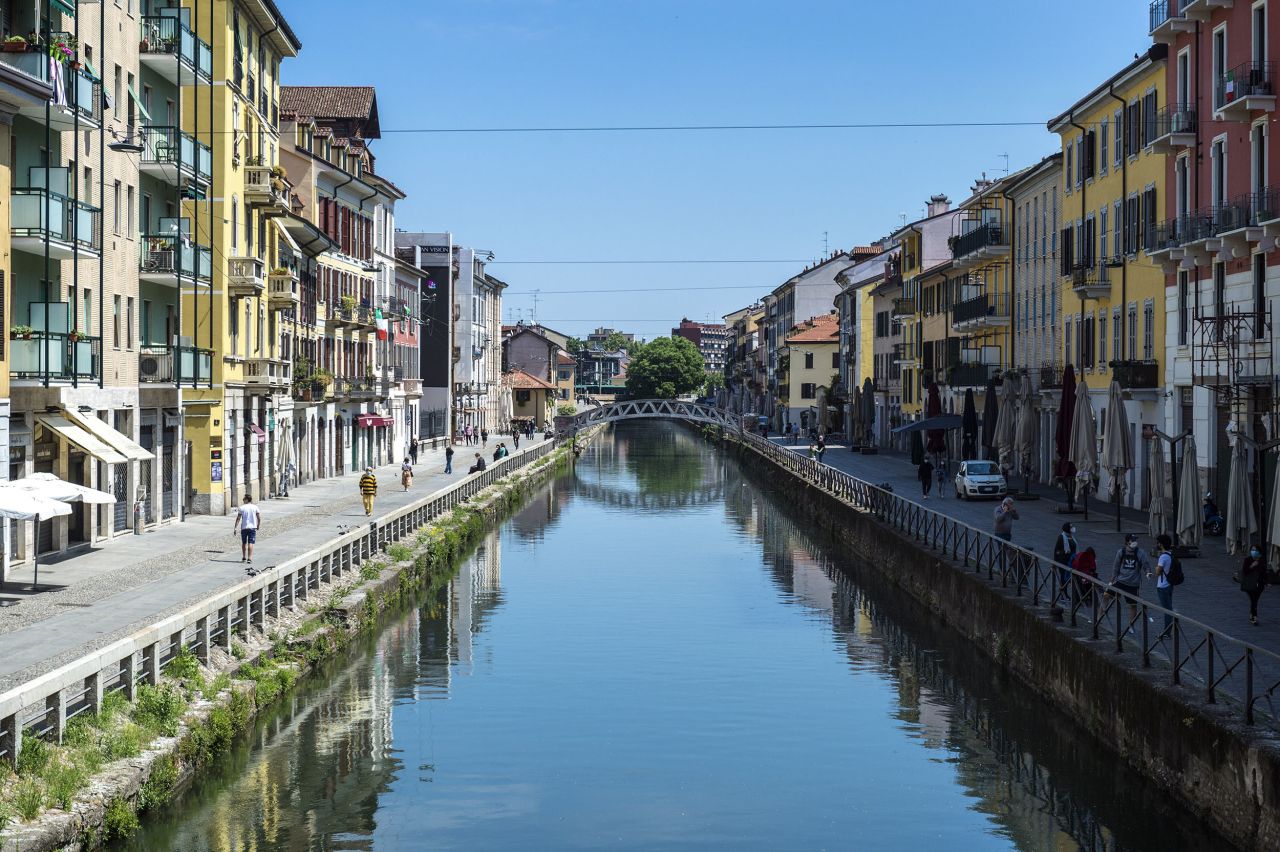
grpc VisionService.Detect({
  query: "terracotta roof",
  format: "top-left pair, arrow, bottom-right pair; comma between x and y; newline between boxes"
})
508,369 -> 556,390
784,313 -> 840,344
280,86 -> 380,137
556,351 -> 576,366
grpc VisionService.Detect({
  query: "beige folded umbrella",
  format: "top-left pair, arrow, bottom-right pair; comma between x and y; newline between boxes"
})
1226,438 -> 1258,556
1175,434 -> 1202,550
1148,438 -> 1169,538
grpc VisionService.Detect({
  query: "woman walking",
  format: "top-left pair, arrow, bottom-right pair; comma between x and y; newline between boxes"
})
1241,545 -> 1268,626
401,457 -> 414,491
1053,522 -> 1078,603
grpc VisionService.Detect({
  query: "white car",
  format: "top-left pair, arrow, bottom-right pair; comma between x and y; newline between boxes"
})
954,460 -> 1007,500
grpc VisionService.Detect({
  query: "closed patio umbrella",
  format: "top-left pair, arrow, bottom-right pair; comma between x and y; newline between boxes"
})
992,374 -> 1018,471
925,383 -> 945,455
849,385 -> 862,445
1068,381 -> 1098,521
1148,437 -> 1169,538
1102,381 -> 1134,531
1015,376 -> 1037,492
910,429 -> 924,466
1056,365 -> 1079,509
1267,450 -> 1280,568
1226,437 -> 1258,556
961,389 -> 978,460
981,378 -> 999,460
861,377 -> 876,447
1175,434 -> 1203,551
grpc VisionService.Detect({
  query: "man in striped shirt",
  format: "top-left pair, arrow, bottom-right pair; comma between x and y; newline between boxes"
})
359,467 -> 378,516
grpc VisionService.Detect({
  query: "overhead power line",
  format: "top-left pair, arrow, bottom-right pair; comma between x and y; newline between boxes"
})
490,259 -> 810,265
505,284 -> 771,296
379,121 -> 1048,134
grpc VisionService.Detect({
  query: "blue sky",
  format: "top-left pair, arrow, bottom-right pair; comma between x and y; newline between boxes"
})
279,0 -> 1150,338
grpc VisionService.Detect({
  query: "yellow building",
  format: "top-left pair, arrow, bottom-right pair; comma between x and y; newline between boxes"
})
555,351 -> 577,402
782,313 -> 840,433
1047,46 -> 1167,510
509,370 -> 556,429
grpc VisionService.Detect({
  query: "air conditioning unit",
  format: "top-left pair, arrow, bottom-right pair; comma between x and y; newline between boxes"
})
140,356 -> 161,377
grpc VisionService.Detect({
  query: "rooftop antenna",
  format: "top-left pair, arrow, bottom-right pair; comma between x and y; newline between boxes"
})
822,231 -> 829,256
998,152 -> 1010,176
531,289 -> 541,324
899,212 -> 907,227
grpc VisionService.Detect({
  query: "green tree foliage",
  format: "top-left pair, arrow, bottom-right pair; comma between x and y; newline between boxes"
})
565,336 -> 585,354
703,372 -> 725,397
625,336 -> 705,399
602,331 -> 633,353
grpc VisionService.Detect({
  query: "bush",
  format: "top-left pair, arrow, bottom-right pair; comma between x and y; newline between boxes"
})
44,760 -> 85,810
103,797 -> 139,840
387,543 -> 413,562
132,684 -> 185,737
203,673 -> 231,701
17,734 -> 49,776
100,723 -> 143,761
13,777 -> 43,821
163,646 -> 200,682
138,754 -> 178,812
556,403 -> 577,416
360,563 -> 381,581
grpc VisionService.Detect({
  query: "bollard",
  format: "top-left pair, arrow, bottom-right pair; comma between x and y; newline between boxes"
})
133,500 -> 144,535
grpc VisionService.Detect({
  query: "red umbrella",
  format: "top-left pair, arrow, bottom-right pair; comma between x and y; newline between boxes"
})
1055,364 -> 1079,510
925,382 -> 945,454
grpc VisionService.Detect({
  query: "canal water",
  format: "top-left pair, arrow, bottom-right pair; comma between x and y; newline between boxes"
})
119,422 -> 1234,851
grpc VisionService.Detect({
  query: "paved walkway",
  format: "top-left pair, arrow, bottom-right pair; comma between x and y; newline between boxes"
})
0,433 -> 552,692
774,438 -> 1280,655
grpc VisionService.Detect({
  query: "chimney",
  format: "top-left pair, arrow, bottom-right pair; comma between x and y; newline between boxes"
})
927,194 -> 950,217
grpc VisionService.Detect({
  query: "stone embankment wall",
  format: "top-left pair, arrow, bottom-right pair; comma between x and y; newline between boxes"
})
730,439 -> 1280,852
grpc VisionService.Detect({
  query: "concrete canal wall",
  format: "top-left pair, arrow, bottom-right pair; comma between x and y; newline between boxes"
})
729,438 -> 1280,852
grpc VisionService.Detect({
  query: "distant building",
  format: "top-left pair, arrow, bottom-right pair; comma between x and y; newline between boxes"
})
782,313 -> 841,432
672,318 -> 731,375
586,327 -> 635,347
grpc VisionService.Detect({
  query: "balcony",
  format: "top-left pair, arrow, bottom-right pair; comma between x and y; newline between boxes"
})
329,304 -> 376,330
267,268 -> 300,310
11,189 -> 102,259
891,297 -> 916,319
892,342 -> 916,365
1147,103 -> 1197,152
385,296 -> 412,318
951,293 -> 1010,331
139,234 -> 212,285
1180,0 -> 1235,22
1110,359 -> 1160,390
227,256 -> 265,297
950,223 -> 1009,271
10,331 -> 99,382
0,48 -> 101,130
1039,362 -> 1064,390
1216,61 -> 1275,118
243,164 -> 291,212
139,126 -> 212,185
139,15 -> 212,85
1149,0 -> 1196,42
948,363 -> 997,388
334,377 -> 378,400
1069,263 -> 1113,300
138,345 -> 212,384
245,357 -> 292,390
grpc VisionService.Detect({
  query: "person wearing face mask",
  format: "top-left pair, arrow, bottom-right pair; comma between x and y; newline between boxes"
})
1108,533 -> 1150,630
1052,522 -> 1078,603
1240,545 -> 1268,626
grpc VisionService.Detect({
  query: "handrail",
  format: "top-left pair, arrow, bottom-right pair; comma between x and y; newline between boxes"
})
730,428 -> 1280,730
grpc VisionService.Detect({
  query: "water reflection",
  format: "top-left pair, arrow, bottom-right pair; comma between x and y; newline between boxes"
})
120,421 -> 1231,851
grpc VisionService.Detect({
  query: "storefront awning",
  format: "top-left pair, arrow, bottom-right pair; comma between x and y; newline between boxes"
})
37,415 -> 128,465
246,422 -> 267,444
357,414 -> 393,428
60,408 -> 154,461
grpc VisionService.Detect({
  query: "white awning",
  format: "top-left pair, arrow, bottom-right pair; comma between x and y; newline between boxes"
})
9,473 -> 115,505
59,408 -> 154,461
273,217 -> 302,255
0,488 -> 71,521
37,415 -> 128,465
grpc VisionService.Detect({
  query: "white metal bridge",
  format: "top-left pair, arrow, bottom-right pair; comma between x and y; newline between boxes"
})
559,399 -> 740,433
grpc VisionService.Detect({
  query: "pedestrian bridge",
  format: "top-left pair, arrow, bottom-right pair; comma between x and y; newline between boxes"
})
560,399 -> 740,433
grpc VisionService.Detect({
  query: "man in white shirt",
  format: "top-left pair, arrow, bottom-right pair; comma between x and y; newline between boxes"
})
233,494 -> 261,566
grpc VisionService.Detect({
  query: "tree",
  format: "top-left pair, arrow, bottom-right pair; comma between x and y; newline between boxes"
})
565,336 -> 585,354
624,336 -> 705,399
703,372 -> 725,397
603,331 -> 633,353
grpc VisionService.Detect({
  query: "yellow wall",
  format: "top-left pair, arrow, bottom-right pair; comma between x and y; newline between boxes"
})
1054,57 -> 1166,396
0,121 -> 10,400
857,288 -> 874,391
785,341 -> 838,412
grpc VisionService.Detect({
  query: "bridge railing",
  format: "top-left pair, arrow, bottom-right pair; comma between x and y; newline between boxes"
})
732,429 -> 1280,730
562,398 -> 742,433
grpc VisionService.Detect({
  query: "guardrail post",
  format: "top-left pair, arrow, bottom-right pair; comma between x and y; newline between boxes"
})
0,713 -> 18,769
195,616 -> 211,665
142,642 -> 160,685
1246,649 -> 1255,725
236,596 -> 249,636
297,568 -> 309,601
266,581 -> 279,619
283,571 -> 295,609
1207,633 -> 1216,704
217,606 -> 232,651
85,671 -> 103,716
45,691 -> 66,743
251,589 -> 265,632
120,654 -> 136,700
321,553 -> 331,585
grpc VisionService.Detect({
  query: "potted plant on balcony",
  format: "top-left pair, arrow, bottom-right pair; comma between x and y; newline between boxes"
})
340,294 -> 357,314
3,36 -> 29,53
68,329 -> 81,343
47,33 -> 76,63
313,369 -> 333,390
9,324 -> 33,340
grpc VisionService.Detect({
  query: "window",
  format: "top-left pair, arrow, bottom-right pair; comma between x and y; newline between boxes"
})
831,351 -> 839,369
82,290 -> 91,335
1214,261 -> 1226,317
112,295 -> 120,348
1214,26 -> 1228,109
1100,207 -> 1109,261
803,352 -> 813,369
1256,251 -> 1267,319
1142,187 -> 1157,251
1143,90 -> 1158,147
1100,119 -> 1109,174
800,382 -> 816,399
1065,318 -> 1073,367
1065,143 -> 1073,193
113,65 -> 121,116
1178,49 -> 1191,105
1075,137 -> 1084,187
1176,155 -> 1190,219
1113,307 -> 1122,362
1178,270 -> 1190,345
1113,200 -> 1122,257
1128,303 -> 1138,360
1212,138 -> 1227,205
126,186 -> 134,239
127,297 -> 134,350
231,198 -> 238,251
1113,109 -> 1123,167
1252,122 -> 1267,195
1256,2 -> 1268,64
1143,299 -> 1155,359
1099,313 -> 1108,365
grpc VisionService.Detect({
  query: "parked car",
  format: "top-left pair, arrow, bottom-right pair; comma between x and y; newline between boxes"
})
954,460 -> 1007,500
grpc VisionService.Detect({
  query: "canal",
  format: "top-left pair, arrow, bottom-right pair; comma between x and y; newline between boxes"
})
118,422 -> 1234,851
